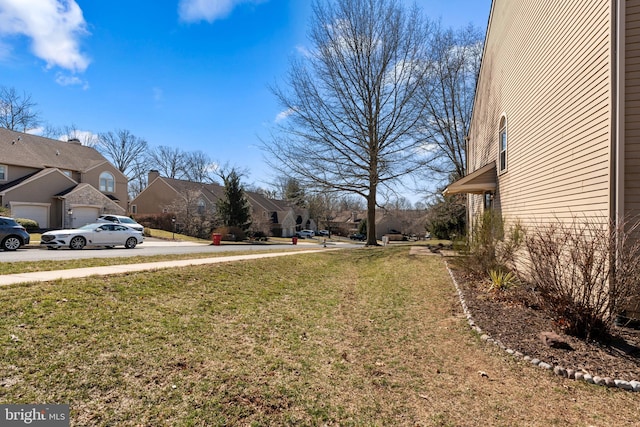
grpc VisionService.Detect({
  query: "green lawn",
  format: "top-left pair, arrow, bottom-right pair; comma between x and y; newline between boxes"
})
0,247 -> 637,426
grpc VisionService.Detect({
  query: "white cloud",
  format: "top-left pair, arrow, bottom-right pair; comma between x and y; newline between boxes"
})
55,72 -> 89,89
178,0 -> 267,23
275,108 -> 294,123
0,0 -> 90,72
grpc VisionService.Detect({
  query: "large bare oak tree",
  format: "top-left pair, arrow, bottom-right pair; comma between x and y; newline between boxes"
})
264,0 -> 433,245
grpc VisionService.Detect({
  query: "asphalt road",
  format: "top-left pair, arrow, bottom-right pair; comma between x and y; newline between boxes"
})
0,238 -> 360,262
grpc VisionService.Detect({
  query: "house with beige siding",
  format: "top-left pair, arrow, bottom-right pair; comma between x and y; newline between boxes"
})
131,171 -> 305,237
445,0 -> 640,316
0,127 -> 127,228
445,0 -> 640,228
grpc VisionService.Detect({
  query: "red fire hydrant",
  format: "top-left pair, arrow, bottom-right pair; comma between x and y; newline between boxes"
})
212,233 -> 222,246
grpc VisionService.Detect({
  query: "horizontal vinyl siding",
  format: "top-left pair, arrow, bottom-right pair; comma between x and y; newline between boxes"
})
626,0 -> 640,217
469,0 -> 612,225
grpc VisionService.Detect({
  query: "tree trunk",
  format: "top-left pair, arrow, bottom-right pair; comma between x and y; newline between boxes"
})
366,190 -> 378,246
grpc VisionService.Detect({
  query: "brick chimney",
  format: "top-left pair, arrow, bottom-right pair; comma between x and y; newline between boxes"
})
148,170 -> 160,184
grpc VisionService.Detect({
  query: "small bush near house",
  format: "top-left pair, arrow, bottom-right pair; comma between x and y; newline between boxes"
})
524,216 -> 640,341
487,269 -> 518,292
134,213 -> 176,232
213,226 -> 246,242
249,231 -> 268,241
270,227 -> 283,238
455,210 -> 508,277
15,218 -> 39,231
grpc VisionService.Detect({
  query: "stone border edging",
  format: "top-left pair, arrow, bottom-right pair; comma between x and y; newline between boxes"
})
445,260 -> 640,393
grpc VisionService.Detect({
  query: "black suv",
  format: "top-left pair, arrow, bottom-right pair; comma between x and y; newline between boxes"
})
0,216 -> 30,251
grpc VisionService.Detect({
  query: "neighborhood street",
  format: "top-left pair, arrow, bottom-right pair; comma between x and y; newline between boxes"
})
0,238 -> 361,262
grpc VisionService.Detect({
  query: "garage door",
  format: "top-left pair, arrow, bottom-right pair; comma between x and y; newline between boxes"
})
72,207 -> 99,227
12,205 -> 49,228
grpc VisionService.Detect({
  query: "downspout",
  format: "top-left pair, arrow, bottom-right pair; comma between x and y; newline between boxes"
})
613,0 -> 624,225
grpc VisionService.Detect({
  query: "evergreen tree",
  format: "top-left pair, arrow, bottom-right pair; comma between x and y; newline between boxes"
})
216,170 -> 252,231
284,178 -> 307,207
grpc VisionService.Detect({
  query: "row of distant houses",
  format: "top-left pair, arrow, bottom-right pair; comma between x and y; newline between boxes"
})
0,126 -> 312,236
0,126 -> 417,239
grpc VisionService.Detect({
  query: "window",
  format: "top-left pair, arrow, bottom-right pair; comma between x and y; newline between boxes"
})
498,116 -> 507,173
197,199 -> 205,215
0,165 -> 6,181
99,172 -> 115,192
62,170 -> 72,178
131,205 -> 137,214
484,192 -> 493,209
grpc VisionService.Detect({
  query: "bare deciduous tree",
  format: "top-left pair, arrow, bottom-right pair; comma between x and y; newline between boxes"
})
418,24 -> 484,182
97,129 -> 149,198
183,150 -> 217,183
148,145 -> 187,179
0,86 -> 40,132
264,0 -> 433,245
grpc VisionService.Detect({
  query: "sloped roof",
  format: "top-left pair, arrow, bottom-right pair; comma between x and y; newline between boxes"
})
1,168 -> 76,195
443,162 -> 497,195
0,127 -> 108,172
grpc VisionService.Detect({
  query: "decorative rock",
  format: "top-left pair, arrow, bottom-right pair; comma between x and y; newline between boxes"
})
445,263 -> 640,394
539,331 -> 573,350
614,380 -> 633,391
554,366 -> 567,377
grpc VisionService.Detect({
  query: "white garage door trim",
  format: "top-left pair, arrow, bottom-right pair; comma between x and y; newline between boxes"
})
10,203 -> 50,228
70,206 -> 100,228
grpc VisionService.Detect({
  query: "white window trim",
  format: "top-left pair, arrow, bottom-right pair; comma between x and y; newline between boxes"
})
99,171 -> 115,193
0,164 -> 7,182
498,115 -> 508,174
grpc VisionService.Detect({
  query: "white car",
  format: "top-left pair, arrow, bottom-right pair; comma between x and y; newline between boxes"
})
97,214 -> 144,233
296,229 -> 315,238
40,223 -> 144,250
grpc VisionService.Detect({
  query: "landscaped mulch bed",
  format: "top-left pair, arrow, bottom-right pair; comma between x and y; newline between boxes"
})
449,266 -> 640,384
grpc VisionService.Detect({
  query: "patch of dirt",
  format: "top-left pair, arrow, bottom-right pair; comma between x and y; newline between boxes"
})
450,267 -> 640,382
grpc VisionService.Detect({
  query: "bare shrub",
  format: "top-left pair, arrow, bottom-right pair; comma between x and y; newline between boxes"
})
524,216 -> 640,341
456,210 -> 524,279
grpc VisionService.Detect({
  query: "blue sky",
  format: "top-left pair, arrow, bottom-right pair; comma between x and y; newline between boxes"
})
0,0 -> 491,201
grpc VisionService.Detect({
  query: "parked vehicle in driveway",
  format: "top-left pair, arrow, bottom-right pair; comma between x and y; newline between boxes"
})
296,229 -> 315,238
0,216 -> 30,251
317,230 -> 329,236
349,233 -> 366,241
97,214 -> 144,232
40,223 -> 144,250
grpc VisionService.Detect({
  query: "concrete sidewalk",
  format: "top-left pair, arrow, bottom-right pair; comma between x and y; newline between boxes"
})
0,248 -> 336,287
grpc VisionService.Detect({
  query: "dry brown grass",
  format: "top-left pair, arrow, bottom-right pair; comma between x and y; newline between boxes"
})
0,247 -> 637,426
